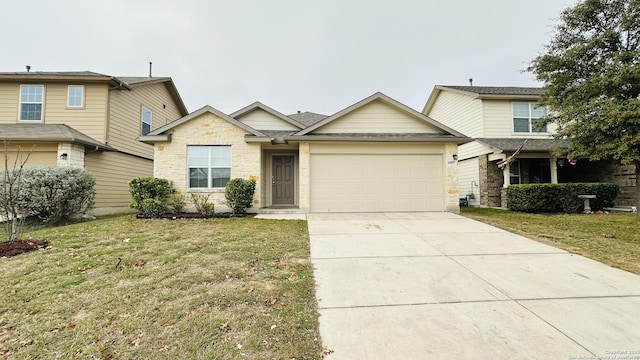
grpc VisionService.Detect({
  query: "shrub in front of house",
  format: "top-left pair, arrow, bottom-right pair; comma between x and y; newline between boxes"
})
129,177 -> 175,217
507,183 -> 618,213
17,167 -> 96,224
225,178 -> 256,215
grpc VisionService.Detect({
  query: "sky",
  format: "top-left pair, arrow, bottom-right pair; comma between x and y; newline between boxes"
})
1,0 -> 578,115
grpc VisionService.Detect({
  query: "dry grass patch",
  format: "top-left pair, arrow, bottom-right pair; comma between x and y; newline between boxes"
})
461,207 -> 640,275
0,215 -> 322,359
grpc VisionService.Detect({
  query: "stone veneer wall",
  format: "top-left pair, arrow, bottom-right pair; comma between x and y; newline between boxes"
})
479,154 -> 504,208
298,142 -> 310,213
57,143 -> 85,168
153,112 -> 262,212
445,143 -> 461,213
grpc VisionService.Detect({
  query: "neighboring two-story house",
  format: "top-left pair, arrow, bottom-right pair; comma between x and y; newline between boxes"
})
423,85 -> 635,208
0,71 -> 188,212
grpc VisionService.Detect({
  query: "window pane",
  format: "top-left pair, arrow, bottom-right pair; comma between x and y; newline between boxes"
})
531,105 -> 546,118
21,85 -> 43,102
211,168 -> 230,188
68,86 -> 83,107
189,168 -> 208,188
211,146 -> 231,167
512,103 -> 529,118
531,119 -> 547,133
188,146 -> 209,167
509,161 -> 520,176
513,118 -> 529,132
510,176 -> 520,185
20,104 -> 42,120
142,122 -> 151,135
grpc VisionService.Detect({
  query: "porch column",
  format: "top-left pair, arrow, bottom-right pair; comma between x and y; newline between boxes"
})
502,166 -> 511,187
298,142 -> 310,213
550,156 -> 558,184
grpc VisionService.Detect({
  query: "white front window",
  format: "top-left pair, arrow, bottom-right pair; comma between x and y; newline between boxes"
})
67,85 -> 84,108
19,84 -> 44,121
187,146 -> 232,188
513,102 -> 547,133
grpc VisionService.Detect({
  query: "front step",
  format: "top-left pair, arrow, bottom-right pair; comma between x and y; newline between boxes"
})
259,207 -> 303,214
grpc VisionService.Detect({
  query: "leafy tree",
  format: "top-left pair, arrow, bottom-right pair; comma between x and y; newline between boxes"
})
528,0 -> 640,217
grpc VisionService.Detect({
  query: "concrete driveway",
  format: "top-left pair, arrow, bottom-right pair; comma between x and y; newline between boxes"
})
308,212 -> 640,359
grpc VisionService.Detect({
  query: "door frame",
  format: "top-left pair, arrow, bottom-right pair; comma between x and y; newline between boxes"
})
267,152 -> 298,207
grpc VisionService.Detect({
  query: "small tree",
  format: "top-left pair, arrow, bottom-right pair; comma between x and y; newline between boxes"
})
0,141 -> 33,241
225,178 -> 256,215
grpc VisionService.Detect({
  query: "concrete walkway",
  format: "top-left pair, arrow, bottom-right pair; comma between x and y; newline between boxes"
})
308,212 -> 640,359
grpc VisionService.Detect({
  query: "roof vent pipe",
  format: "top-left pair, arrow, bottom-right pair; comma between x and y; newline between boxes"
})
149,62 -> 153,77
26,65 -> 31,72
468,78 -> 473,86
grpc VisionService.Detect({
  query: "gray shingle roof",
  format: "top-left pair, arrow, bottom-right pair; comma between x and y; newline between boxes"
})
439,86 -> 543,96
0,124 -> 113,150
287,112 -> 328,126
477,138 -> 570,152
117,77 -> 172,85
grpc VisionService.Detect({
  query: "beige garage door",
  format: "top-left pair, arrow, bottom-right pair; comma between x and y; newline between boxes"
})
310,153 -> 444,212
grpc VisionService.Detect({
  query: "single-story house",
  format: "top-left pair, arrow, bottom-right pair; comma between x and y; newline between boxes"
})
139,92 -> 470,213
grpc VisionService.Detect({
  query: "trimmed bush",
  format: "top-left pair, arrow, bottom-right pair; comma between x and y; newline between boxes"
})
129,177 -> 175,217
11,167 -> 95,224
225,178 -> 256,215
507,183 -> 619,213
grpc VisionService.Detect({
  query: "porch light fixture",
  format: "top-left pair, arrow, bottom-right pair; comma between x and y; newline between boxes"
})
59,153 -> 68,160
452,154 -> 458,161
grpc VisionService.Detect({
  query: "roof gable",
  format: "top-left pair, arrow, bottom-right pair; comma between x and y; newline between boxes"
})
423,85 -> 542,114
139,105 -> 266,143
231,102 -> 304,130
295,92 -> 466,137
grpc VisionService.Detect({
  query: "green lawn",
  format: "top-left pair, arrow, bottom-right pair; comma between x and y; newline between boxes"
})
461,207 -> 640,275
0,215 -> 323,359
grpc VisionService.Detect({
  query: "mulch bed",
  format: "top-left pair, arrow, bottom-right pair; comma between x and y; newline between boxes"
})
0,239 -> 49,257
136,212 -> 256,219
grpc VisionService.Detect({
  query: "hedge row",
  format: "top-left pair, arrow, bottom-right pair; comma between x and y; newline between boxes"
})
506,183 -> 618,213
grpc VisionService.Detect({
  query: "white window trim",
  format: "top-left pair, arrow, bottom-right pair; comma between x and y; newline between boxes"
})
67,85 -> 85,108
141,106 -> 152,135
19,84 -> 45,122
512,102 -> 547,134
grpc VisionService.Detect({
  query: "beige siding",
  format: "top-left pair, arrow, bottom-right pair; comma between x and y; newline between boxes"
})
0,83 -> 19,123
153,112 -> 262,212
108,82 -> 184,159
42,83 -> 109,142
483,100 -> 513,137
427,91 -> 484,137
2,142 -> 57,166
236,109 -> 299,131
483,100 -> 558,138
314,100 -> 443,134
458,158 -> 480,206
85,151 -> 153,207
0,83 -> 109,142
458,141 -> 492,160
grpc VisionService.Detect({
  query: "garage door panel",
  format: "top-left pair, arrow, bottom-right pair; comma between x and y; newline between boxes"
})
310,153 -> 444,212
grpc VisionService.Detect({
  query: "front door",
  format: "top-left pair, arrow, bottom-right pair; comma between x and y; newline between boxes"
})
272,155 -> 295,205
